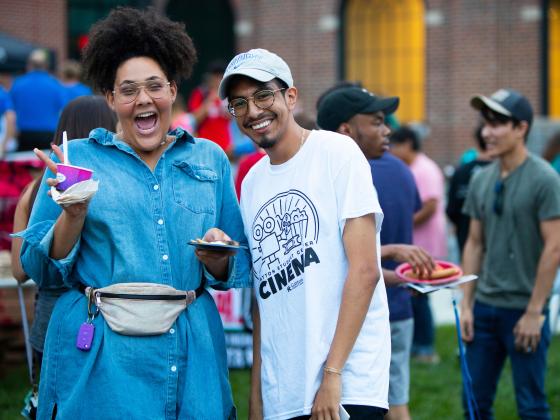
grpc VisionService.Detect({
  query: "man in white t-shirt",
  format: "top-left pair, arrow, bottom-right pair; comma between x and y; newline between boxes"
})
219,48 -> 391,420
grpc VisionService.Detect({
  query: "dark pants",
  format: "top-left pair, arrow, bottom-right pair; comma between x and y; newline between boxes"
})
411,294 -> 435,355
17,130 -> 54,151
464,301 -> 551,420
290,405 -> 386,420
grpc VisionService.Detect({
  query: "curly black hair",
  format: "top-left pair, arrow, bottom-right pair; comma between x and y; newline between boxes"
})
82,7 -> 197,93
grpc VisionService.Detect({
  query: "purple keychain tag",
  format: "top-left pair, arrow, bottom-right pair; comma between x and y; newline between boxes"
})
77,286 -> 98,351
77,322 -> 95,351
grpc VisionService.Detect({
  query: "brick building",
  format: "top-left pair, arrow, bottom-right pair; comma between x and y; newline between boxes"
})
0,0 -> 67,68
234,0 -> 553,164
1,0 -> 557,164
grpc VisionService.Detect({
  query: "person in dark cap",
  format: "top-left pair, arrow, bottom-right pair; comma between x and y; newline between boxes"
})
316,82 -> 401,132
318,85 -> 435,420
222,49 -> 390,420
461,89 -> 560,419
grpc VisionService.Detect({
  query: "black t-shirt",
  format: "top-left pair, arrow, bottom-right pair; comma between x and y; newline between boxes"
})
446,159 -> 491,252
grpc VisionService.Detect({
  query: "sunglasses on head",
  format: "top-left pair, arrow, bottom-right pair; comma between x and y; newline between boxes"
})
493,180 -> 505,216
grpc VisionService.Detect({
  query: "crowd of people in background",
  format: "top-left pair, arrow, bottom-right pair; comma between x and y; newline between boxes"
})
1,7 -> 560,420
0,48 -> 258,161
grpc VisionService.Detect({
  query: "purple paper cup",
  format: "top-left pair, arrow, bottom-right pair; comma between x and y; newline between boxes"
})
55,164 -> 93,191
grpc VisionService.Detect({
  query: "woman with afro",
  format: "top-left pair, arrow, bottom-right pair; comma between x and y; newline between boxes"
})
18,7 -> 250,419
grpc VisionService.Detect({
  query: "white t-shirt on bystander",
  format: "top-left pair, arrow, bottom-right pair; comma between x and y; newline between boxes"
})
240,130 -> 391,420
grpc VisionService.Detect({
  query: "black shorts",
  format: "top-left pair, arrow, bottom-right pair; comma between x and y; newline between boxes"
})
289,404 -> 387,420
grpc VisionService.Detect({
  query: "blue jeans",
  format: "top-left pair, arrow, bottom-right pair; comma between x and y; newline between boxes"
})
411,294 -> 435,355
464,301 -> 551,420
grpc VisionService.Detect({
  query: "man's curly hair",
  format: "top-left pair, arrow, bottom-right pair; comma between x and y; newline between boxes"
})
82,7 -> 197,93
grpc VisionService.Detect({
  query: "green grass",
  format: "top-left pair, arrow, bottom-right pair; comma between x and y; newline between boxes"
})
2,326 -> 559,419
408,326 -> 560,419
0,365 -> 29,420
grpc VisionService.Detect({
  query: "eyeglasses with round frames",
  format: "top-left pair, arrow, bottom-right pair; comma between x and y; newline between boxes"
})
227,88 -> 286,118
112,79 -> 171,104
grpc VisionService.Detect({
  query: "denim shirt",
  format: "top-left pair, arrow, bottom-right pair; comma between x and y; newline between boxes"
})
18,128 -> 251,419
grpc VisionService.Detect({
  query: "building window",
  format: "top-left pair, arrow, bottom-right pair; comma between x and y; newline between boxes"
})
67,0 -> 150,59
550,0 -> 560,117
343,0 -> 425,122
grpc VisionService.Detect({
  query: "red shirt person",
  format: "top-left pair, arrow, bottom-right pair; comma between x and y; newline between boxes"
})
188,61 -> 232,155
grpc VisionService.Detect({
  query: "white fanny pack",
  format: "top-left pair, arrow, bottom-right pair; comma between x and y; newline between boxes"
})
85,282 -> 204,336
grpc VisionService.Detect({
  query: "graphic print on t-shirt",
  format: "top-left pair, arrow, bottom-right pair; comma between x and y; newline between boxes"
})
251,189 -> 320,299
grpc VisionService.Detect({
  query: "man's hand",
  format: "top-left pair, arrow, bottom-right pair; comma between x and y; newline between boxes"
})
194,228 -> 235,280
513,312 -> 544,353
249,393 -> 263,420
460,219 -> 483,343
384,244 -> 435,278
311,373 -> 341,420
460,305 -> 474,342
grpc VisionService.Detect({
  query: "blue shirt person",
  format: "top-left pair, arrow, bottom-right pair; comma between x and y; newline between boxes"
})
17,8 -> 250,419
0,85 -> 14,115
60,59 -> 93,104
0,85 -> 16,156
10,69 -> 65,132
373,152 -> 421,322
62,82 -> 93,104
10,49 -> 66,151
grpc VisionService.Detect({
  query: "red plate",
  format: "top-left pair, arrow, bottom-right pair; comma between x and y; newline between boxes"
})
395,260 -> 463,285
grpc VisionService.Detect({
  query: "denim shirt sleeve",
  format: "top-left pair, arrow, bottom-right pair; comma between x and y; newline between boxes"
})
204,153 -> 252,290
17,168 -> 81,289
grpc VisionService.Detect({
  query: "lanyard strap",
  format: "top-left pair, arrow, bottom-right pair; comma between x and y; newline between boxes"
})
452,295 -> 480,420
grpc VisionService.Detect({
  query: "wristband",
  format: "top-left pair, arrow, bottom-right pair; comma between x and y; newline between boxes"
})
323,366 -> 343,376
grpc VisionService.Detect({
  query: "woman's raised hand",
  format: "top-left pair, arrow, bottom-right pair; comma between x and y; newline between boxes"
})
33,145 -> 90,217
34,145 -> 64,189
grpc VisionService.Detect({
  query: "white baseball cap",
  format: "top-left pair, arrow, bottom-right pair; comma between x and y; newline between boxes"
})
218,48 -> 293,100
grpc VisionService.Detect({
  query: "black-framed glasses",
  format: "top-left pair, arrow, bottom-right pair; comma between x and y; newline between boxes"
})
112,79 -> 171,104
493,180 -> 505,215
227,88 -> 286,118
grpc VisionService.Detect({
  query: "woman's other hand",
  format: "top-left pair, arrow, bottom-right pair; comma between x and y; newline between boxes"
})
194,228 -> 236,280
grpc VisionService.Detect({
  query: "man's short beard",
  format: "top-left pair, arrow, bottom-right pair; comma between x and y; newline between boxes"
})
258,136 -> 277,149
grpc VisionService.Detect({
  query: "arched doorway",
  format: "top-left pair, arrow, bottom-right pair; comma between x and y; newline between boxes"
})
549,0 -> 560,117
342,0 -> 425,123
67,0 -> 235,98
166,0 -> 235,97
67,0 -> 151,62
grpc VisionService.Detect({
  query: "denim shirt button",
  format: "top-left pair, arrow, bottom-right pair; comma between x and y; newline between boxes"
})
153,184 -> 160,190
162,254 -> 169,261
171,365 -> 177,372
169,328 -> 175,334
158,219 -> 164,225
